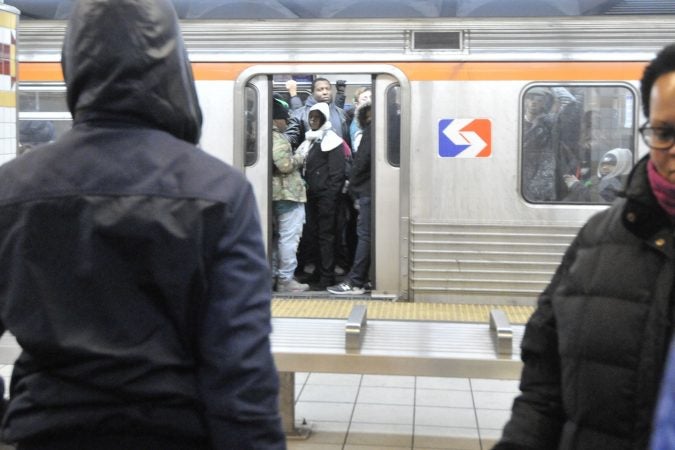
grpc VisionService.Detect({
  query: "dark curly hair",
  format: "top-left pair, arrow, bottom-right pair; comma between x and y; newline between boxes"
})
641,44 -> 675,118
357,102 -> 372,129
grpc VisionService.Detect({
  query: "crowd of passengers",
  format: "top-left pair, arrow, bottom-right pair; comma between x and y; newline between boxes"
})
4,1 -> 675,447
272,77 -> 372,295
522,85 -> 635,203
273,78 -> 639,295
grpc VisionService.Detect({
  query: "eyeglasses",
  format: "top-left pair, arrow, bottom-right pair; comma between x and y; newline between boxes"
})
639,123 -> 675,150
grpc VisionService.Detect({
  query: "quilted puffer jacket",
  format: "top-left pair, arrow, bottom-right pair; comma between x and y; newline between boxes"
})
494,155 -> 674,450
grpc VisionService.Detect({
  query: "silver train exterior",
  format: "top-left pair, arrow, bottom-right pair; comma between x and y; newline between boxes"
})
15,15 -> 675,304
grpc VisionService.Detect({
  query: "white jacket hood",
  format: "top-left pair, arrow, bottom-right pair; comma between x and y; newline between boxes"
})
309,103 -> 343,152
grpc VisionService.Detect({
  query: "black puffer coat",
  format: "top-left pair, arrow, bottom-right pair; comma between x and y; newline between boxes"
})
494,155 -> 674,450
0,1 -> 284,448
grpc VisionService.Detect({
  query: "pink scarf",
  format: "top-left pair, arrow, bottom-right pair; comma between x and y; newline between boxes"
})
647,159 -> 675,219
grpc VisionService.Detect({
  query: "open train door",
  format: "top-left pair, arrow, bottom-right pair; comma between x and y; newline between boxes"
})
373,74 -> 406,300
237,74 -> 273,254
235,68 -> 408,299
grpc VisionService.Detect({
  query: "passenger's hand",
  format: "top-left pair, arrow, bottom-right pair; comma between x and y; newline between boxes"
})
336,80 -> 346,93
285,79 -> 298,97
563,174 -> 579,188
341,180 -> 349,194
296,142 -> 310,159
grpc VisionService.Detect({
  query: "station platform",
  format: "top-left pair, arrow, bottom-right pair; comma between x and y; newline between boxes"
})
287,371 -> 518,450
272,299 -> 529,449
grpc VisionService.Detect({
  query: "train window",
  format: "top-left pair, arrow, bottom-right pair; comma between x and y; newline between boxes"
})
386,84 -> 401,167
18,85 -> 71,155
272,75 -> 312,108
244,85 -> 257,167
521,85 -> 636,204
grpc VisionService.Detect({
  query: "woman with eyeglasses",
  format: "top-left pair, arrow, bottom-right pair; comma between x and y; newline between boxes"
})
493,43 -> 675,450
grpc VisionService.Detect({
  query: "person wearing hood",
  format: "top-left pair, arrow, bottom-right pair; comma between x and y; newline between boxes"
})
284,77 -> 351,150
596,147 -> 633,201
563,147 -> 634,202
0,1 -> 284,449
297,102 -> 346,290
493,43 -> 675,450
522,86 -> 557,201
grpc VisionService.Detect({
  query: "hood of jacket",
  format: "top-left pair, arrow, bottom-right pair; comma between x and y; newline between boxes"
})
311,102 -> 331,127
61,0 -> 203,144
598,147 -> 633,180
309,102 -> 343,152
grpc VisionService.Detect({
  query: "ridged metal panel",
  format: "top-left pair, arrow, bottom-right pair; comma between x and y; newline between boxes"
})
410,222 -> 578,303
16,16 -> 675,62
604,0 -> 675,15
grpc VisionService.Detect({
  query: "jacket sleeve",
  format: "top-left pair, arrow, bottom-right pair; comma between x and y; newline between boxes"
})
493,238 -> 580,450
289,95 -> 304,111
284,109 -> 306,149
327,144 -> 346,195
349,126 -> 371,191
197,180 -> 285,450
273,132 -> 302,174
335,91 -> 346,109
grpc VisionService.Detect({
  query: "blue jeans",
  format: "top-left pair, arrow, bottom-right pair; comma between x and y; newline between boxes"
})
273,201 -> 305,281
346,195 -> 371,287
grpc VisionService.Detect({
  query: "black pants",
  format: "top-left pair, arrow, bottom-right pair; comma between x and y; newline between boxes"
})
334,192 -> 357,272
306,191 -> 338,286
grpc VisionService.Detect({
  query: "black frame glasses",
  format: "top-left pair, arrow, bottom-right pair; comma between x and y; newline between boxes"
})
639,122 -> 675,150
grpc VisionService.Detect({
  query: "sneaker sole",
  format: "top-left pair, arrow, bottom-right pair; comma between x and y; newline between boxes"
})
327,288 -> 365,295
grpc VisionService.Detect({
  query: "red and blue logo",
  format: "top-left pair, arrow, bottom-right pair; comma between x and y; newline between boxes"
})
438,119 -> 491,158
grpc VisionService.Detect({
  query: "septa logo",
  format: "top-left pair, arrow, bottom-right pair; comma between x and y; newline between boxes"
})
438,119 -> 491,158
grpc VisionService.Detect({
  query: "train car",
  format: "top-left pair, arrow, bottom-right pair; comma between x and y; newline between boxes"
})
12,12 -> 675,305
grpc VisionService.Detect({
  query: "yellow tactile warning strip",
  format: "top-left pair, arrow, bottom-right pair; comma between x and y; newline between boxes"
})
272,299 -> 535,325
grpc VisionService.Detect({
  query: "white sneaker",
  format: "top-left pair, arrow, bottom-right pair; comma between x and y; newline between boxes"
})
276,278 -> 309,293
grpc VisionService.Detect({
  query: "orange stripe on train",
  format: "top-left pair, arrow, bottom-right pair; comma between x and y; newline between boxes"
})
19,61 -> 647,83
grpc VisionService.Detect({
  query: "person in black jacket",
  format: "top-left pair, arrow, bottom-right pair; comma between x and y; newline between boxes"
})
0,1 -> 284,449
329,102 -> 372,295
493,43 -> 675,450
296,102 -> 345,290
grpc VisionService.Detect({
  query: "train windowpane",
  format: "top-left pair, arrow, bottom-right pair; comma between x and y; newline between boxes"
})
244,85 -> 257,167
521,85 -> 636,204
18,87 -> 71,154
386,85 -> 401,167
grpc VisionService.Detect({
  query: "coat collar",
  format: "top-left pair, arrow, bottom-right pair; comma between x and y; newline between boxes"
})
622,155 -> 674,256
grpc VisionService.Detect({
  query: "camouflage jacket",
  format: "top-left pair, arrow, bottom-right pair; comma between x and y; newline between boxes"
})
272,126 -> 306,203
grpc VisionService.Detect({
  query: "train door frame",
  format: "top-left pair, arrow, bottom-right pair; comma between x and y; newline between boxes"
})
233,65 -> 410,300
238,75 -> 272,253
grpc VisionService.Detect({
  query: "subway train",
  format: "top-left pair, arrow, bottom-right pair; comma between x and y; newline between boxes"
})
13,13 -> 675,305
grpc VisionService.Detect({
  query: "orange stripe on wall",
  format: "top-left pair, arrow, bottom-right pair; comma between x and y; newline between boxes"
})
19,61 -> 647,83
20,63 -> 63,82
